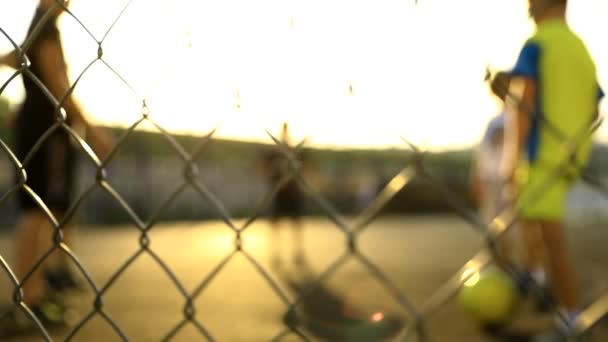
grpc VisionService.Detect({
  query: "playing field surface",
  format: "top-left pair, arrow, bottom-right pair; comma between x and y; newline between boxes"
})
0,215 -> 606,341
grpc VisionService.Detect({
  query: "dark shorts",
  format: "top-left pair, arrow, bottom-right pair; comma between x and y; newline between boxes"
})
272,182 -> 303,218
15,128 -> 75,213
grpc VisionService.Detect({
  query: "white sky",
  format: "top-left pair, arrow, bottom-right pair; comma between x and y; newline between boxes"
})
0,0 -> 606,150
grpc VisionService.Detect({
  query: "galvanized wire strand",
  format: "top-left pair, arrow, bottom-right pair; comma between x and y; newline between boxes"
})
91,0 -> 135,44
0,68 -> 23,95
97,248 -> 146,298
354,252 -> 420,320
0,264 -> 52,341
0,26 -> 21,52
0,255 -> 22,296
164,251 -> 241,341
13,237 -> 59,300
7,247 -> 60,338
351,165 -> 417,233
190,178 -> 239,232
286,252 -> 351,314
142,246 -> 217,338
269,328 -> 297,342
97,309 -> 130,342
189,250 -> 238,302
17,121 -> 64,170
63,310 -> 96,341
98,116 -> 147,168
241,249 -> 294,308
292,174 -> 351,233
146,119 -> 193,163
187,128 -> 218,162
419,248 -> 493,318
52,58 -> 98,117
99,59 -> 143,100
143,181 -> 190,229
99,180 -> 147,230
576,292 -> 608,336
56,181 -> 98,228
161,319 -> 190,342
239,173 -> 297,233
189,319 -> 215,341
0,139 -> 26,205
16,301 -> 54,342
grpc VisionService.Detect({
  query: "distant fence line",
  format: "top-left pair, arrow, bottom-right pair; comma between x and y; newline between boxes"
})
0,131 -> 475,228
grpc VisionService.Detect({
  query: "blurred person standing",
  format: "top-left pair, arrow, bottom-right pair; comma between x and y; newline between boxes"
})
0,0 -> 112,333
471,72 -> 511,228
471,72 -> 533,277
505,0 -> 604,333
261,122 -> 306,270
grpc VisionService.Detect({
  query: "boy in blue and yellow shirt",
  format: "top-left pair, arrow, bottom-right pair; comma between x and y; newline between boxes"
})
507,0 -> 603,331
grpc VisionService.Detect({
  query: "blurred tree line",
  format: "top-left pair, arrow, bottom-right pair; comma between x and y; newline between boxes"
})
0,99 -> 606,228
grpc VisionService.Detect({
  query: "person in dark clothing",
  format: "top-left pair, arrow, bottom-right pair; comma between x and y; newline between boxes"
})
0,0 -> 112,333
261,123 -> 306,270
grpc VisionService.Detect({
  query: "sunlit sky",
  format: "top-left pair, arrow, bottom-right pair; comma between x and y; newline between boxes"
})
0,0 -> 606,150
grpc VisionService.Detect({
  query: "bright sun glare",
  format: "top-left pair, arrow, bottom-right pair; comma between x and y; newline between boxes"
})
0,0 -> 606,150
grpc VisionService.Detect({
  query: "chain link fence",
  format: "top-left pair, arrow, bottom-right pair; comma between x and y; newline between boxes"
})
1,1 -> 607,341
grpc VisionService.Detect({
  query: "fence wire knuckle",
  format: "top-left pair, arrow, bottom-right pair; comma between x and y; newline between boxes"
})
0,2 -> 607,341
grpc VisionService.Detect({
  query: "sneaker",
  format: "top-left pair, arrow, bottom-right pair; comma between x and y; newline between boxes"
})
32,300 -> 69,327
515,271 -> 535,295
0,300 -> 67,337
0,307 -> 38,337
516,272 -> 556,313
484,304 -> 555,339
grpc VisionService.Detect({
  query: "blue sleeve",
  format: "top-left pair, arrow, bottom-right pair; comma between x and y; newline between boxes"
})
511,42 -> 541,80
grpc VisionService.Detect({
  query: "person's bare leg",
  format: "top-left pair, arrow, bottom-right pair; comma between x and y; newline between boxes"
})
499,220 -> 525,269
522,220 -> 547,285
14,210 -> 48,305
493,203 -> 520,270
291,216 -> 305,267
541,220 -> 579,311
495,226 -> 514,268
270,217 -> 282,270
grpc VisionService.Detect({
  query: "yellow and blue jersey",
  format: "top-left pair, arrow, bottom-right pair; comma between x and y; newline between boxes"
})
511,19 -> 604,170
510,19 -> 604,220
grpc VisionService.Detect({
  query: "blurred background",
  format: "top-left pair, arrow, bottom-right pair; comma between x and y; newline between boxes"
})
0,0 -> 606,228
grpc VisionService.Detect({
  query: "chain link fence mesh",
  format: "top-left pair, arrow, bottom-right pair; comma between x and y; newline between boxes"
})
0,1 -> 607,341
